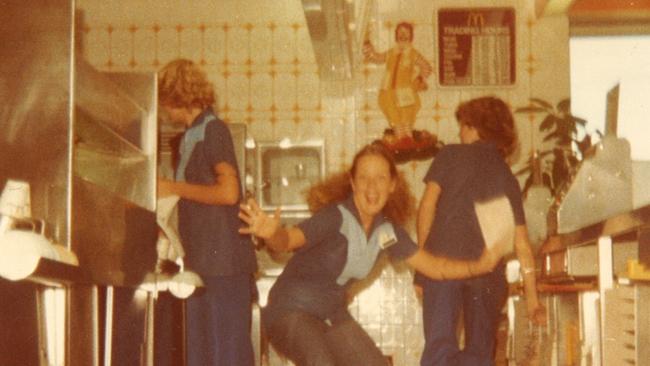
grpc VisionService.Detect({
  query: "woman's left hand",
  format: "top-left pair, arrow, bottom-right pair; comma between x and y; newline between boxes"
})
238,198 -> 281,240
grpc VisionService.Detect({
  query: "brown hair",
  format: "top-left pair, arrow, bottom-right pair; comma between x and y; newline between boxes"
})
158,59 -> 216,109
306,143 -> 415,226
455,96 -> 518,157
394,22 -> 414,42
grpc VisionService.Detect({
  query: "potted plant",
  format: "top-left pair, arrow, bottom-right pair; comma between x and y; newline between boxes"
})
515,97 -> 598,198
514,98 -> 602,240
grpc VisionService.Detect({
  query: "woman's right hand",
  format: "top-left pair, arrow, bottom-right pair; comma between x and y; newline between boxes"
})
362,40 -> 376,61
238,198 -> 281,240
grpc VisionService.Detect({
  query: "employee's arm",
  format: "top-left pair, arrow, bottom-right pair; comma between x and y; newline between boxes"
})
238,198 -> 306,252
515,225 -> 546,324
417,182 -> 441,247
405,246 -> 501,280
158,162 -> 239,206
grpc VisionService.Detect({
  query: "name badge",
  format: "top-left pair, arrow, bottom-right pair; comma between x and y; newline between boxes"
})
378,229 -> 397,249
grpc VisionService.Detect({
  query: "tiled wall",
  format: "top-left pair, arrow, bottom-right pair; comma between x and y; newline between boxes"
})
76,0 -> 569,364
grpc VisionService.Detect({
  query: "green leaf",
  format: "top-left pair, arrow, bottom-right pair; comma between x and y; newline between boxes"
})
567,155 -> 580,166
557,99 -> 571,113
539,115 -> 556,131
542,134 -> 556,143
542,173 -> 552,188
572,116 -> 587,126
558,135 -> 572,146
515,106 -> 547,113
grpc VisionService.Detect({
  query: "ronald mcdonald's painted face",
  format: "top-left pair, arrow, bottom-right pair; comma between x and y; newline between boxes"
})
395,23 -> 414,48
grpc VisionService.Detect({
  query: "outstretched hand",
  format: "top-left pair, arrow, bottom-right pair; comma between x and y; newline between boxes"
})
238,198 -> 281,240
362,40 -> 376,61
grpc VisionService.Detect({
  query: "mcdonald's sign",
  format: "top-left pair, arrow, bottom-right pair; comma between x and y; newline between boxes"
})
437,7 -> 516,86
466,12 -> 486,29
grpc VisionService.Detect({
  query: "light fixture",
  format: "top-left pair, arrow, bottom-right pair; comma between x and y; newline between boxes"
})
139,258 -> 203,299
168,270 -> 203,299
245,138 -> 256,149
0,230 -> 53,280
278,137 -> 292,149
139,271 -> 171,294
168,258 -> 203,299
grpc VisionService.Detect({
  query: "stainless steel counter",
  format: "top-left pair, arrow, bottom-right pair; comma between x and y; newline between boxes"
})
539,203 -> 650,282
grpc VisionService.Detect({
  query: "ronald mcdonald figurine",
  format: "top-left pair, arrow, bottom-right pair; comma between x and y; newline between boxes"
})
363,21 -> 439,162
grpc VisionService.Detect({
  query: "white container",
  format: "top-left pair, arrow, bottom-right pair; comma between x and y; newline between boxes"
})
0,179 -> 31,219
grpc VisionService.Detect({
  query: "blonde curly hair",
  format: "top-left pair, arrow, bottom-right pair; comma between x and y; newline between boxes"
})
306,143 -> 415,226
158,59 -> 215,109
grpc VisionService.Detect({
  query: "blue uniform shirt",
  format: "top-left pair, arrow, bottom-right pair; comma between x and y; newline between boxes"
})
176,108 -> 256,277
263,196 -> 418,325
421,142 -> 526,260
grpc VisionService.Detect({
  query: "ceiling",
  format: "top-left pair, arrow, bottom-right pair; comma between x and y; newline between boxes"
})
570,0 -> 650,12
538,0 -> 650,33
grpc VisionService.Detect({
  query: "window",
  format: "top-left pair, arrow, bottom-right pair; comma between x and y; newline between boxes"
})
570,35 -> 650,159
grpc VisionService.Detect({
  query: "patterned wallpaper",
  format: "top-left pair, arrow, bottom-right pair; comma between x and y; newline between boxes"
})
77,0 -> 569,186
76,0 -> 569,364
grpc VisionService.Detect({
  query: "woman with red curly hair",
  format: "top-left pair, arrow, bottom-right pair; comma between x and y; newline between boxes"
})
157,59 -> 256,366
240,142 -> 510,366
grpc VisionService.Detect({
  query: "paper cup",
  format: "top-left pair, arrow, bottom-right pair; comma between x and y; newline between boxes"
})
0,180 -> 31,219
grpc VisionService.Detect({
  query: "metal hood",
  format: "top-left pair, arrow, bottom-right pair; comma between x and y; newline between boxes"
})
301,0 -> 362,81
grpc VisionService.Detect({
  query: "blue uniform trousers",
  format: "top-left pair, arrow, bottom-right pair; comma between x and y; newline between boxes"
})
186,274 -> 255,366
420,274 -> 507,366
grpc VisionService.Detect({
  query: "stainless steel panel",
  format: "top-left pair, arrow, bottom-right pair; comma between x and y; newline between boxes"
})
68,284 -> 99,366
256,140 -> 325,212
0,0 -> 74,246
556,136 -> 633,234
602,284 -> 650,365
603,286 -> 637,364
638,285 -> 650,364
1,2 -> 159,364
0,280 -> 41,366
301,0 -> 355,81
543,240 -> 638,280
0,0 -> 159,287
541,204 -> 650,260
72,178 -> 157,285
74,64 -> 158,212
555,293 -> 581,366
72,67 -> 159,286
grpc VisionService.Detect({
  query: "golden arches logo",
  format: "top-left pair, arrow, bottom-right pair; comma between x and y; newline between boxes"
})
466,13 -> 485,28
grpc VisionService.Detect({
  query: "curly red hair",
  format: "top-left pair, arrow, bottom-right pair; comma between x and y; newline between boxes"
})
306,143 -> 415,226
